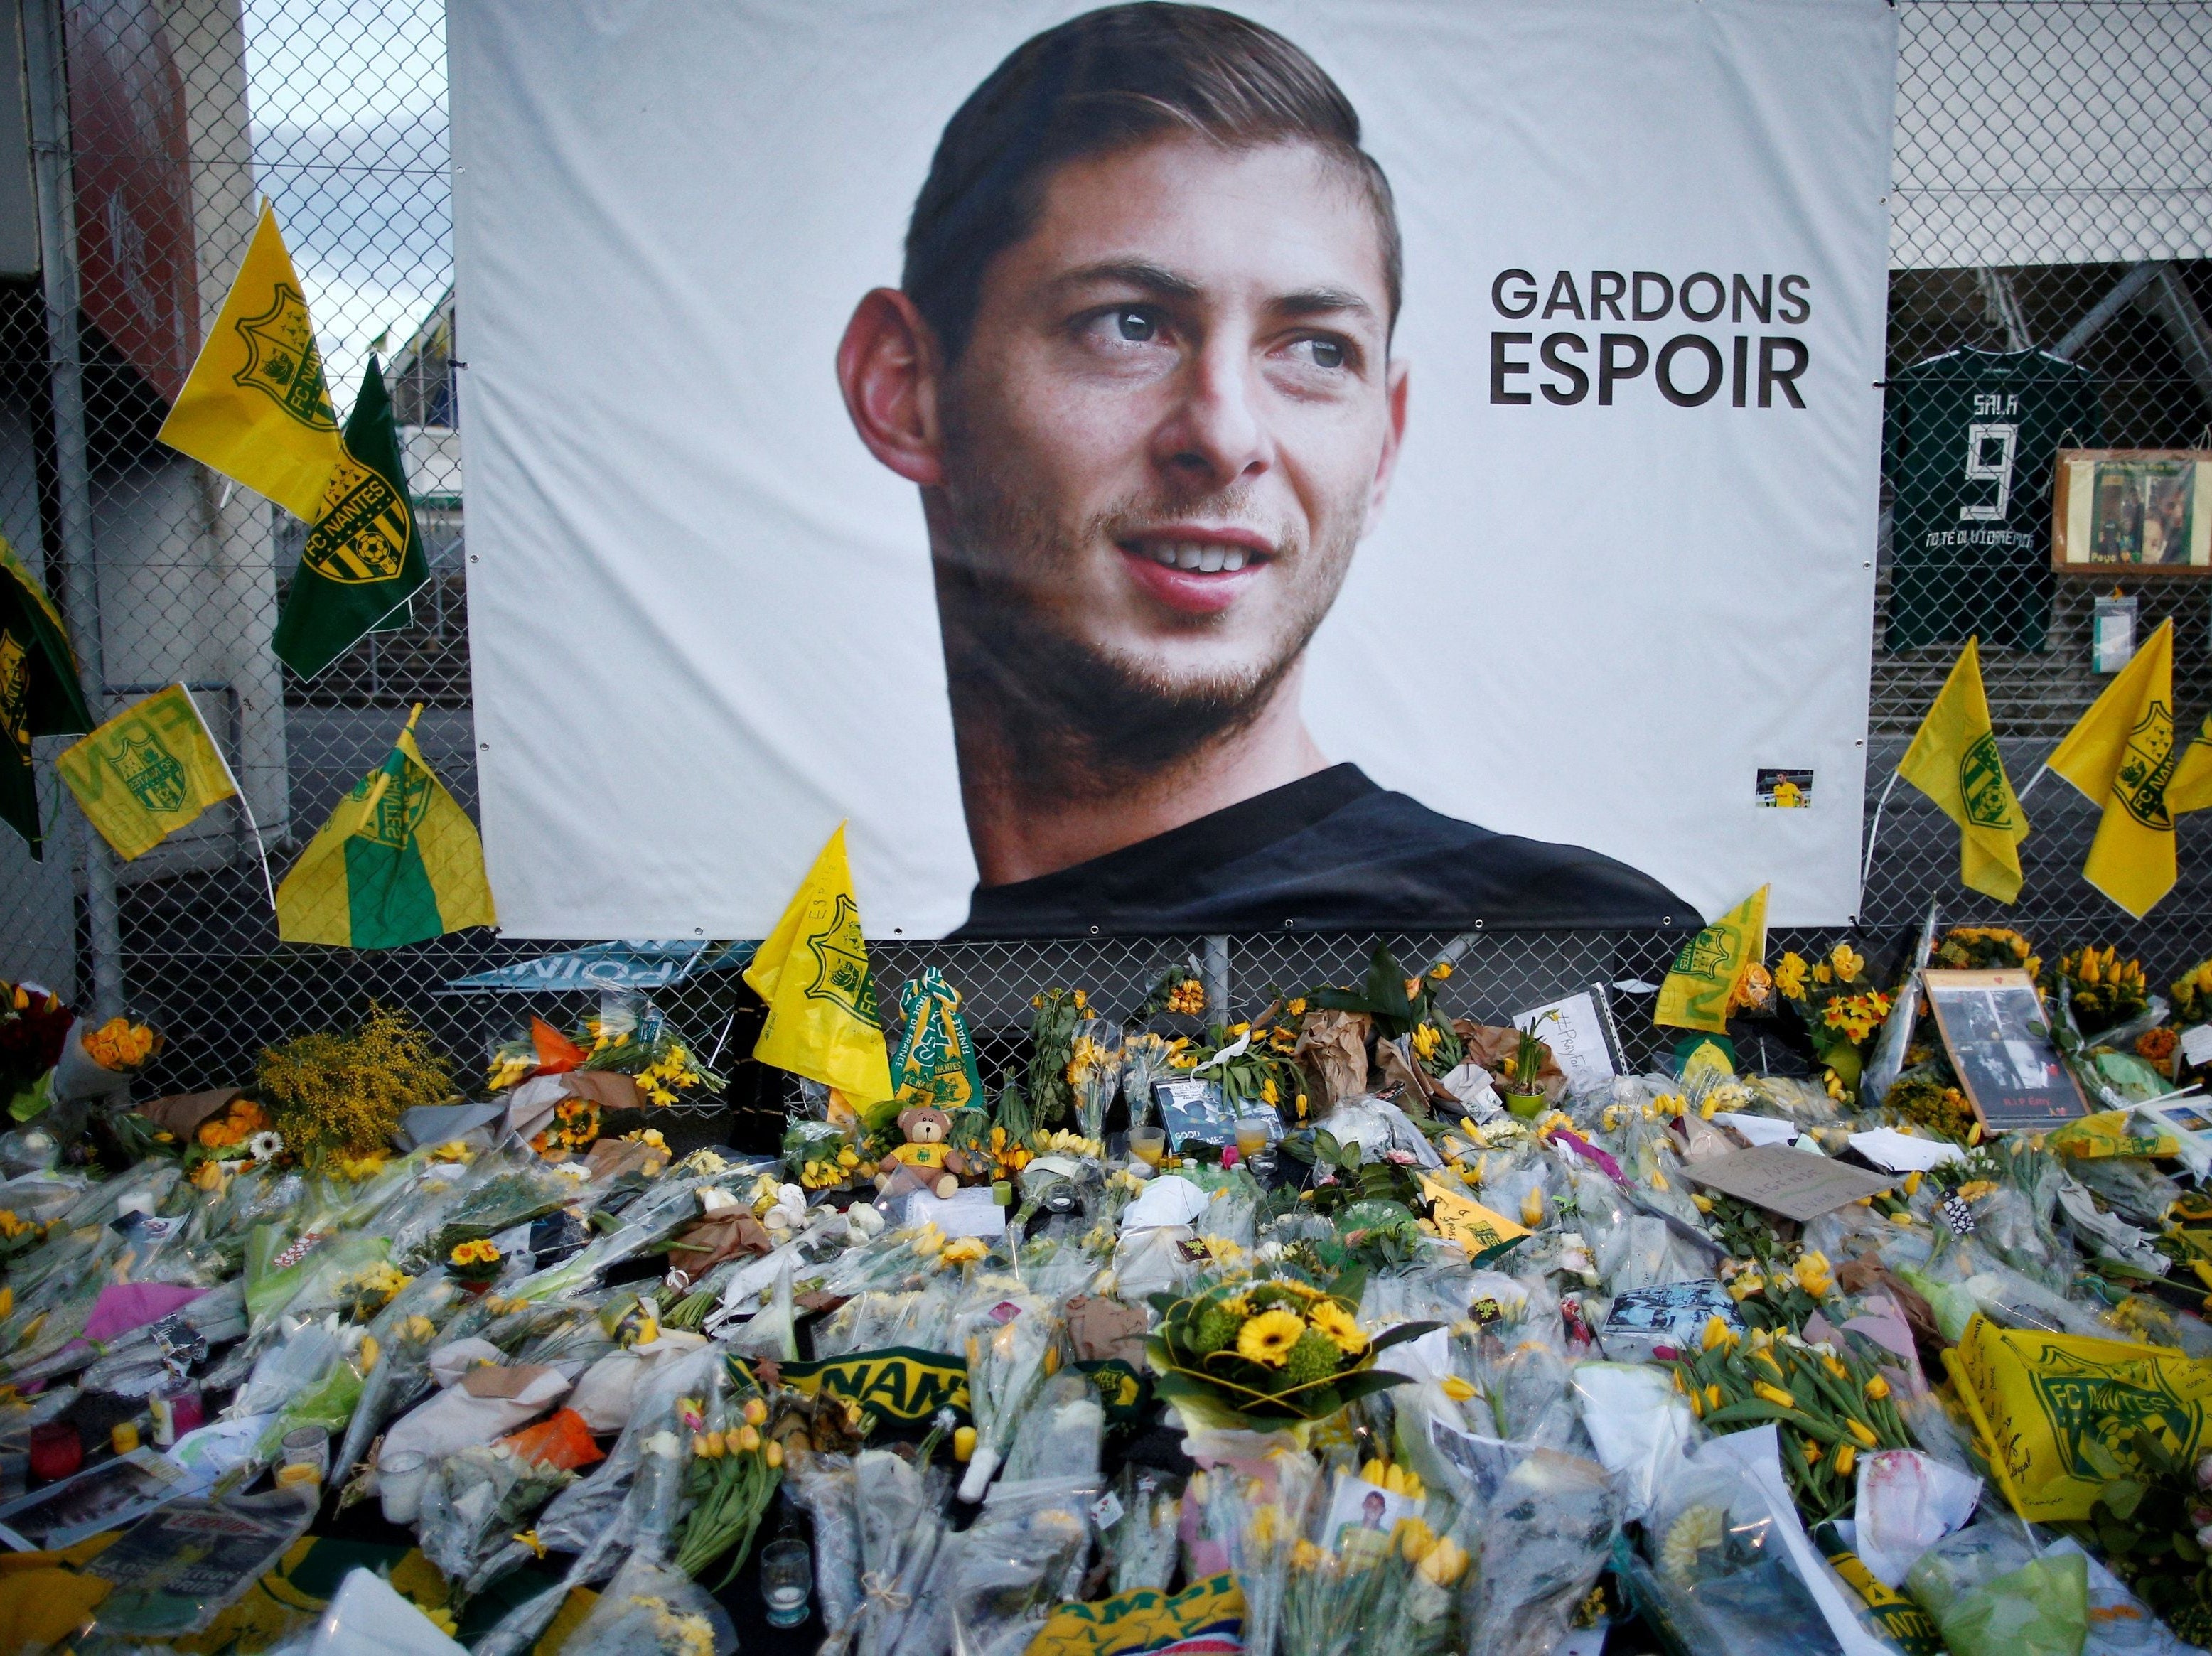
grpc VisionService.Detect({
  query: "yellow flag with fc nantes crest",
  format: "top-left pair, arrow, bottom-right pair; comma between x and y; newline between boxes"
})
2049,618 -> 2181,918
156,202 -> 340,521
745,824 -> 894,1103
1655,884 -> 1769,1034
1895,637 -> 2029,903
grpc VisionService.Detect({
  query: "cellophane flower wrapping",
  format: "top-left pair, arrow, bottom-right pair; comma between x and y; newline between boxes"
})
916,1473 -> 1100,1656
955,1280 -> 1059,1500
1002,1370 -> 1104,1483
1105,1464 -> 1183,1593
1466,1445 -> 1618,1656
849,1446 -> 954,1656
417,1439 -> 576,1597
1188,1436 -> 1321,1656
785,1450 -> 862,1635
558,1552 -> 737,1656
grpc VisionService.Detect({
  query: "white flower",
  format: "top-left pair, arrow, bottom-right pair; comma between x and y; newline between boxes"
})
698,1187 -> 739,1215
247,1131 -> 283,1161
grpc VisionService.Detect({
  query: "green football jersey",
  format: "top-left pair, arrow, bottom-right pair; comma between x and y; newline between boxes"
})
1884,346 -> 2103,653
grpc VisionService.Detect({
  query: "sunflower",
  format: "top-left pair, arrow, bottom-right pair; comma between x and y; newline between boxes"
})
1307,1299 -> 1366,1356
1237,1308 -> 1307,1369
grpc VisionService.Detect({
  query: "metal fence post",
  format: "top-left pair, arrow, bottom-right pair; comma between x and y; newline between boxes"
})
1203,935 -> 1230,1022
23,0 -> 122,1018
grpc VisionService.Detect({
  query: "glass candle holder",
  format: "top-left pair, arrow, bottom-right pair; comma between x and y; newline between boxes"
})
28,1420 -> 80,1483
1128,1126 -> 1167,1168
378,1449 -> 430,1525
759,1537 -> 813,1628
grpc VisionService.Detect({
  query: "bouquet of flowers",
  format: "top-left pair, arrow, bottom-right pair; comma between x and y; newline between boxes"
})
957,1284 -> 1061,1501
531,1095 -> 600,1158
0,980 -> 72,1110
419,1439 -> 580,1598
1146,1273 -> 1434,1431
1668,1322 -> 1910,1522
1932,924 -> 2040,976
447,1239 -> 505,1286
671,1392 -> 783,1586
257,1006 -> 455,1157
1067,1018 -> 1122,1144
1026,988 -> 1090,1129
2058,943 -> 2149,1035
1774,942 -> 1894,1101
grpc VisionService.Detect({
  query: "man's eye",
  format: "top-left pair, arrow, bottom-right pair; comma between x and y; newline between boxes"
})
1299,337 -> 1347,370
1115,309 -> 1158,343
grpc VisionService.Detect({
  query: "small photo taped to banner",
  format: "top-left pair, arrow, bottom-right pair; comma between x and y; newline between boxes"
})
1756,768 -> 1815,808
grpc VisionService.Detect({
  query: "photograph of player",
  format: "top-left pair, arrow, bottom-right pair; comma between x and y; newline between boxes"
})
835,3 -> 1695,936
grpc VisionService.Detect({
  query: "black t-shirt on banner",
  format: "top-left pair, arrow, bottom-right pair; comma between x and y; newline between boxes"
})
954,763 -> 1697,937
1884,346 -> 2103,653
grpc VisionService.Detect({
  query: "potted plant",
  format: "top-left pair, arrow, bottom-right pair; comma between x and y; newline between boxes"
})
1501,1021 -> 1552,1118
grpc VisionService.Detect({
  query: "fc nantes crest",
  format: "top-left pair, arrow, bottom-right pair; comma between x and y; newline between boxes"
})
271,357 -> 429,679
2115,702 -> 2177,829
112,731 -> 190,814
232,282 -> 337,431
301,446 -> 412,584
1958,732 -> 2018,831
802,890 -> 879,1025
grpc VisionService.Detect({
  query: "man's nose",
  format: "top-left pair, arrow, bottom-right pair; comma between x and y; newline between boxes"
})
1153,340 -> 1269,488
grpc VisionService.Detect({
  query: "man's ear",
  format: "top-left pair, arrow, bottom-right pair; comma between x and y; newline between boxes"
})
837,288 -> 946,488
1367,357 -> 1410,516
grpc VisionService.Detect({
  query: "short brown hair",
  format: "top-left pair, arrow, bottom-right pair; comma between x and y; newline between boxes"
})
903,4 -> 1401,362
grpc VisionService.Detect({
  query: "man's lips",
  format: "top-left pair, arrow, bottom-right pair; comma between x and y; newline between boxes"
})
1115,529 -> 1274,617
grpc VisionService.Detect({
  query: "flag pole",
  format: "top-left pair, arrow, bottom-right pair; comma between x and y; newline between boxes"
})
1860,768 -> 1901,892
178,682 -> 277,915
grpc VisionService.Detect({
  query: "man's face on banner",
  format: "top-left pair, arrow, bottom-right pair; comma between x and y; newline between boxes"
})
933,136 -> 1407,738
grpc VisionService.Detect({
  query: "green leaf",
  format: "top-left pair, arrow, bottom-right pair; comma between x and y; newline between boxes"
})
1368,1320 -> 1443,1353
2105,1478 -> 2149,1522
1330,1370 -> 1418,1407
2076,1436 -> 2128,1482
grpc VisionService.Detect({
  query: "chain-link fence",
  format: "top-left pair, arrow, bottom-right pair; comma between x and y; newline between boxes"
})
0,0 -> 2208,1117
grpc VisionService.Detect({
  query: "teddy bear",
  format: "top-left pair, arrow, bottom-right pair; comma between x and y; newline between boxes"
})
874,1106 -> 972,1200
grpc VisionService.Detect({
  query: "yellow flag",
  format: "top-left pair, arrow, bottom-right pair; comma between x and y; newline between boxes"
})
2167,710 -> 2212,816
1894,637 -> 2029,903
157,202 -> 341,520
1655,885 -> 1768,1033
54,685 -> 235,859
744,824 -> 893,1102
2048,618 -> 2179,918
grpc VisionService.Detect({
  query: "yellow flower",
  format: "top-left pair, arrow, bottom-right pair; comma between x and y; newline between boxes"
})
942,1237 -> 987,1267
736,1424 -> 762,1453
1830,942 -> 1864,981
742,1397 -> 768,1426
1411,1023 -> 1441,1060
1702,1315 -> 1737,1352
1286,997 -> 1308,1016
1792,1251 -> 1835,1299
1428,960 -> 1454,981
1864,1375 -> 1891,1402
1774,953 -> 1808,1000
1308,1299 -> 1366,1356
1237,1308 -> 1307,1369
1752,1381 -> 1797,1409
1813,962 -> 1833,985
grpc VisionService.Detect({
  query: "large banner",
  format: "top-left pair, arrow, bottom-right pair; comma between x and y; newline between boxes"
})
451,0 -> 1896,939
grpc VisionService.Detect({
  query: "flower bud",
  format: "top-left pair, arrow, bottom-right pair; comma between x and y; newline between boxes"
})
743,1397 -> 768,1426
766,1439 -> 785,1468
954,1426 -> 977,1462
736,1424 -> 762,1453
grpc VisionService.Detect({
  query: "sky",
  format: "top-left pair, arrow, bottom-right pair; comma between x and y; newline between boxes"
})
242,0 -> 451,416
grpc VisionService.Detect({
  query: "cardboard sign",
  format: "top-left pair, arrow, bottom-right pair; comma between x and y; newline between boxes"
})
1511,987 -> 1623,1097
1685,1144 -> 1894,1221
1922,968 -> 2088,1132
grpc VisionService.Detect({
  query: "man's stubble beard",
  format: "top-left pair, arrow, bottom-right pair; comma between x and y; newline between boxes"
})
931,450 -> 1362,804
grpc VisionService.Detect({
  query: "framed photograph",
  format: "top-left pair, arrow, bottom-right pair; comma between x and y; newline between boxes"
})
1922,968 -> 2090,1131
2054,450 -> 2212,576
1150,1078 -> 1236,1150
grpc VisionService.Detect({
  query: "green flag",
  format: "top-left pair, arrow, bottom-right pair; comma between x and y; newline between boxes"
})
271,356 -> 428,679
0,537 -> 93,859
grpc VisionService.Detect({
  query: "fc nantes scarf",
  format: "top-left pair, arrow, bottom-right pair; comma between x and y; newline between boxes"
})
889,967 -> 983,1109
276,704 -> 495,947
271,357 -> 429,680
